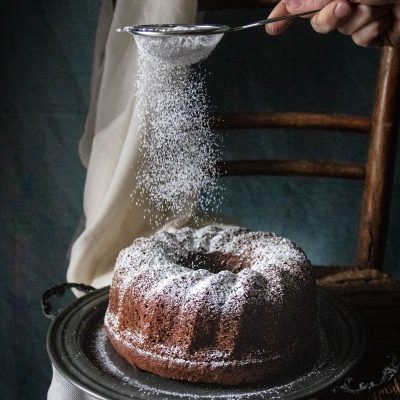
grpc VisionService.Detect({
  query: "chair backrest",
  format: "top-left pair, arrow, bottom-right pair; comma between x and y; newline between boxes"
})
199,0 -> 400,270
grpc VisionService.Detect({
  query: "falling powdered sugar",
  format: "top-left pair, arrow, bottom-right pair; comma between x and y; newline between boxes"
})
131,34 -> 222,226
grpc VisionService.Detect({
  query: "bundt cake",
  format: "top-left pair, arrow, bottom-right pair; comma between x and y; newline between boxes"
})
104,225 -> 317,385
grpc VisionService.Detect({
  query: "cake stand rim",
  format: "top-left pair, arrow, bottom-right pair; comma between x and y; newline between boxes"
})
45,286 -> 366,400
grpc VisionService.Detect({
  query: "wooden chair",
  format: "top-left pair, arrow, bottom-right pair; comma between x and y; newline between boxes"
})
198,4 -> 400,396
199,0 -> 400,272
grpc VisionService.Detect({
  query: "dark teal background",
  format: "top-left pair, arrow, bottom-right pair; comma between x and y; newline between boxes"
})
1,2 -> 399,399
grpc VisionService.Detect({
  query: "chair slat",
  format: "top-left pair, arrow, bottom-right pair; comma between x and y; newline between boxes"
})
212,112 -> 371,133
218,160 -> 365,179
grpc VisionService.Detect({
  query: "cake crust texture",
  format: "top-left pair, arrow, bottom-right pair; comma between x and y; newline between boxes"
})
104,225 -> 317,385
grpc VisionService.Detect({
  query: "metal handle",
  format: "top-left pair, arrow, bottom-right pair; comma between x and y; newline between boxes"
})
332,354 -> 399,395
41,282 -> 96,320
233,9 -> 321,32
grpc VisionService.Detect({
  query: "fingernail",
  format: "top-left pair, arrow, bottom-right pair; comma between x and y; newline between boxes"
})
286,0 -> 303,9
335,3 -> 351,18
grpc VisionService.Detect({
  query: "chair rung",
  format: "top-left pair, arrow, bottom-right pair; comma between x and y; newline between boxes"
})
211,112 -> 371,133
198,0 -> 276,10
218,160 -> 366,179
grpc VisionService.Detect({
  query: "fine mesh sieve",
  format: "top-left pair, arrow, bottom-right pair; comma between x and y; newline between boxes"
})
118,10 -> 320,66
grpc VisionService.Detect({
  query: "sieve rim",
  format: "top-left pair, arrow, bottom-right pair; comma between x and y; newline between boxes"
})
117,24 -> 230,37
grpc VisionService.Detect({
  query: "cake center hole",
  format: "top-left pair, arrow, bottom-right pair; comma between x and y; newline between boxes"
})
177,251 -> 247,274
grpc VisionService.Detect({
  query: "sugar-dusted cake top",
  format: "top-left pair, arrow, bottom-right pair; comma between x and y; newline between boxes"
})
105,225 -> 317,385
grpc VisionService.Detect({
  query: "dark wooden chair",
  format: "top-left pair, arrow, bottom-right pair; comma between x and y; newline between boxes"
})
199,0 -> 400,272
199,3 -> 400,397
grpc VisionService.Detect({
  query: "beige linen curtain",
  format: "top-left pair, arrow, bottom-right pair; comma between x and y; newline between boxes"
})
66,0 -> 198,289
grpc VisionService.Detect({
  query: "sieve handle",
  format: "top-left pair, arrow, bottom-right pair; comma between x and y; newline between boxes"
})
41,282 -> 96,320
332,354 -> 399,395
232,9 -> 321,32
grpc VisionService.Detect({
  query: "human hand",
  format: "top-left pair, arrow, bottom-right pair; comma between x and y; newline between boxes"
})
265,0 -> 400,47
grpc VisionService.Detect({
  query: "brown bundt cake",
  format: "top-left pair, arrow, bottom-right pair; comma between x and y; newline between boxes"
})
104,225 -> 317,385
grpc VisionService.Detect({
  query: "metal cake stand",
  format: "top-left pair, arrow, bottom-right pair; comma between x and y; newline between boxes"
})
43,285 -> 367,400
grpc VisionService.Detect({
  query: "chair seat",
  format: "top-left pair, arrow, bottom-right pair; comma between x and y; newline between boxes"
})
315,268 -> 400,399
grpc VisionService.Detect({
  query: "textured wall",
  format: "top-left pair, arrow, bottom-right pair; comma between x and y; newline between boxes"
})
1,2 -> 399,399
1,1 -> 101,398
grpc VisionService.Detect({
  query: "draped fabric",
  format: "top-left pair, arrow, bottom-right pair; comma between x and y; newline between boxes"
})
48,1 -> 197,398
66,0 -> 198,289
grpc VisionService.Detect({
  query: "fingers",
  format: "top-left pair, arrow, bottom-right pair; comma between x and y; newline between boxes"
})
386,4 -> 400,46
265,0 -> 400,48
283,0 -> 353,34
309,1 -> 352,33
386,30 -> 400,46
349,0 -> 400,6
336,4 -> 398,47
285,0 -> 333,13
351,14 -> 394,46
338,4 -> 390,34
266,0 -> 351,35
265,1 -> 295,35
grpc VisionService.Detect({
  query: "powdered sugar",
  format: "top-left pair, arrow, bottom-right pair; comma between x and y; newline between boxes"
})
109,225 -> 313,314
131,47 -> 221,226
133,26 -> 223,67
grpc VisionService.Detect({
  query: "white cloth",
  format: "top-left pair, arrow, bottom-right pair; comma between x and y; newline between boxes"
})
48,1 -> 197,399
67,0 -> 197,289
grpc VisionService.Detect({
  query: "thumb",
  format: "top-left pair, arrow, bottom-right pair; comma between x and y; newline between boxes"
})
310,0 -> 352,33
